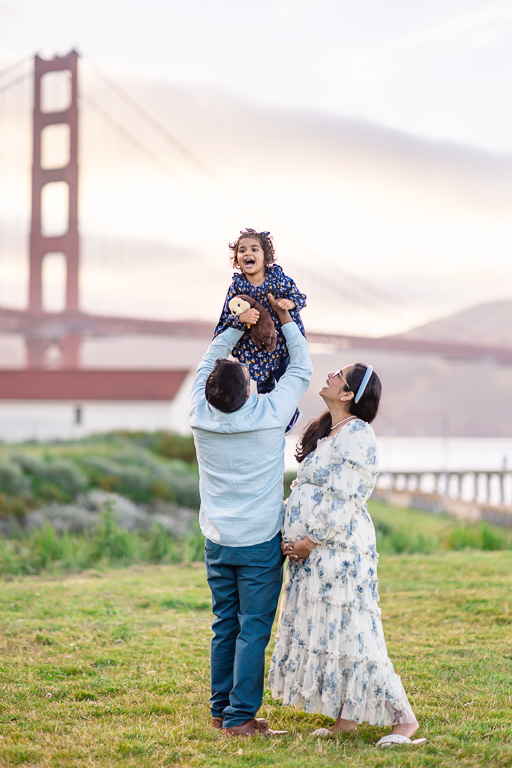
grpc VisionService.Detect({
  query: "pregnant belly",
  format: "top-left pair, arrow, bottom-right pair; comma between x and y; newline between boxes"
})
284,484 -> 377,550
283,485 -> 311,541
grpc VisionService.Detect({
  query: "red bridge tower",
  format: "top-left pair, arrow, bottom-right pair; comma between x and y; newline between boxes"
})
28,50 -> 80,367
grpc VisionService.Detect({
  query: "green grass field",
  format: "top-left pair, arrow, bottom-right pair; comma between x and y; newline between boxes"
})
1,550 -> 511,768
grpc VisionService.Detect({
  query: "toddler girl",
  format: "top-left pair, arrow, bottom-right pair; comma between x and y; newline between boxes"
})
214,228 -> 306,431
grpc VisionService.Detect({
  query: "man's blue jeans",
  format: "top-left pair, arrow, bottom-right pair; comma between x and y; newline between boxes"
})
205,533 -> 283,728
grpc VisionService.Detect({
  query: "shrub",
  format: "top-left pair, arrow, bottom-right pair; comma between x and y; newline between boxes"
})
166,469 -> 200,509
11,454 -> 47,475
180,522 -> 205,562
110,431 -> 197,463
144,523 -> 180,563
39,459 -> 88,497
374,519 -> 393,537
90,503 -> 141,563
82,456 -> 170,503
80,454 -> 199,508
0,494 -> 32,521
80,456 -> 122,481
375,520 -> 437,554
12,455 -> 88,501
110,449 -> 167,474
0,537 -> 20,575
29,522 -> 67,570
0,460 -> 30,496
283,471 -> 296,500
445,523 -> 509,552
36,482 -> 69,504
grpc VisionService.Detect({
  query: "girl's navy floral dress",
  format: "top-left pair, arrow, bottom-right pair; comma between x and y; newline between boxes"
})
214,264 -> 306,386
268,420 -> 416,725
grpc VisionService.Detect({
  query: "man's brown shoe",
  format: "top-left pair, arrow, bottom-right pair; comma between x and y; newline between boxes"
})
212,716 -> 268,730
222,718 -> 287,737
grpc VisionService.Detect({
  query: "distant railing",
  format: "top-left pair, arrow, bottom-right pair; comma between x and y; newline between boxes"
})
375,469 -> 512,527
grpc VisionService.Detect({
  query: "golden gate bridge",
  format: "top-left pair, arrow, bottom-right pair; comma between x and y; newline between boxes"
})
1,49 -> 512,374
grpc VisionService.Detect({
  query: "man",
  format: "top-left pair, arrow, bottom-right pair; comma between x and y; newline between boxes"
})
189,294 -> 312,737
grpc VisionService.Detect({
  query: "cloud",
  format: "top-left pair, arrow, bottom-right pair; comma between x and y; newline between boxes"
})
1,62 -> 512,336
105,71 -> 512,215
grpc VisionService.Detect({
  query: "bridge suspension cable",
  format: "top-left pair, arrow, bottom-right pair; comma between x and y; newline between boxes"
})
0,56 -> 31,80
79,56 -> 427,329
75,72 -> 251,224
81,56 -> 277,223
0,51 -> 432,334
0,70 -> 32,96
0,57 -> 32,95
85,57 -> 234,188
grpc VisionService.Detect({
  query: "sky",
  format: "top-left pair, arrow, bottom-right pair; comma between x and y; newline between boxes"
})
1,0 -> 512,336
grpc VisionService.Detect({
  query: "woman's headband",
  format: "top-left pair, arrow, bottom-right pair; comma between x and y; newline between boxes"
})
354,365 -> 374,404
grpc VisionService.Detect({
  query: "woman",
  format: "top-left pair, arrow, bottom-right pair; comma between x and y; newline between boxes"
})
268,363 -> 426,748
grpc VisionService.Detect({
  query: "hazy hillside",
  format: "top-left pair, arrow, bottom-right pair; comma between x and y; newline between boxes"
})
392,300 -> 512,346
298,299 -> 512,438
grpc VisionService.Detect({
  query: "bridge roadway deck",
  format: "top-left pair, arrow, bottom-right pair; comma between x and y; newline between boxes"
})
1,307 -> 512,364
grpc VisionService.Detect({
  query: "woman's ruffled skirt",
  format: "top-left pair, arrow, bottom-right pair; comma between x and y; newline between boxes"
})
268,547 -> 416,725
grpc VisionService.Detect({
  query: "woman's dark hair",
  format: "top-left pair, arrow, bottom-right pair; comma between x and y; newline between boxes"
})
205,359 -> 248,413
295,364 -> 382,462
229,228 -> 276,270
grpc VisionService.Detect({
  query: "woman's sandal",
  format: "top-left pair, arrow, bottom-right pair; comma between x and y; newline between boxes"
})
312,725 -> 357,738
311,728 -> 336,738
376,734 -> 427,748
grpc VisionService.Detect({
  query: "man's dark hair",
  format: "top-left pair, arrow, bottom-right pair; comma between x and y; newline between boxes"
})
205,359 -> 248,413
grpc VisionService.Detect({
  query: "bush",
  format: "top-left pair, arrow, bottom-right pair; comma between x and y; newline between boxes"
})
80,457 -> 154,502
110,449 -> 168,476
90,503 -> 142,564
11,454 -> 47,475
166,468 -> 200,509
180,522 -> 205,562
39,459 -> 88,497
0,494 -> 32,522
11,455 -> 88,501
111,431 -> 197,463
0,460 -> 30,496
76,456 -> 119,482
444,522 -> 509,552
79,454 -> 199,508
376,526 -> 437,555
284,471 -> 296,500
29,522 -> 70,570
145,522 -> 173,563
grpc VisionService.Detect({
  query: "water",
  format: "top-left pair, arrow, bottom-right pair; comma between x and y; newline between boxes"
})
285,435 -> 512,506
286,435 -> 512,473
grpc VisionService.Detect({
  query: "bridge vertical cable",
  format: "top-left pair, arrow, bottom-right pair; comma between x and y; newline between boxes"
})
0,57 -> 32,319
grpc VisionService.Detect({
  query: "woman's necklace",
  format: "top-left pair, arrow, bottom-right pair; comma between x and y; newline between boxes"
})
330,415 -> 355,431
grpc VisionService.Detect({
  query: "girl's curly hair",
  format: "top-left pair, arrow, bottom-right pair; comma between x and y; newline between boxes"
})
229,228 -> 276,271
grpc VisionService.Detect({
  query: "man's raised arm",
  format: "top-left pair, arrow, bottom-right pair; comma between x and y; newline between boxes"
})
266,293 -> 313,425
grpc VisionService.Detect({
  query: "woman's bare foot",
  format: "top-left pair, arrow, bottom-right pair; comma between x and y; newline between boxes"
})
331,717 -> 358,733
390,720 -> 419,739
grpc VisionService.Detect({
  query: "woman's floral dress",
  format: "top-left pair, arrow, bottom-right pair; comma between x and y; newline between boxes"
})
268,419 -> 416,725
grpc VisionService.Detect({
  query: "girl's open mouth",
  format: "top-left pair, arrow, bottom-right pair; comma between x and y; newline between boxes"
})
244,258 -> 256,267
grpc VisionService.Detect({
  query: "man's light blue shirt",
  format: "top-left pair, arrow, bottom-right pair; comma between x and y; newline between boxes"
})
189,323 -> 312,547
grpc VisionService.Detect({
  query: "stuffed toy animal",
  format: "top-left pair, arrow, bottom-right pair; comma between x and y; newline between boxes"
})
228,294 -> 277,351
